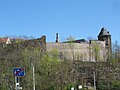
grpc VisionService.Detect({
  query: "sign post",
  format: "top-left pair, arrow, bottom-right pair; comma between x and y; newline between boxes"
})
13,68 -> 25,90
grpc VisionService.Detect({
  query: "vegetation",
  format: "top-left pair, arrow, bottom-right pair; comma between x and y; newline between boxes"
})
0,39 -> 120,90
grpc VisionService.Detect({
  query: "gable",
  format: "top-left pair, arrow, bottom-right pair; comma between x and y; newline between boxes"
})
0,38 -> 11,44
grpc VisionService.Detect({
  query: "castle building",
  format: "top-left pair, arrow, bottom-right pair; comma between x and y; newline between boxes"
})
46,27 -> 112,62
0,28 -> 111,62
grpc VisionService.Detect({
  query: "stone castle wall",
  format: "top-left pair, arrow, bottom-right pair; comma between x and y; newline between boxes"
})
46,41 -> 106,62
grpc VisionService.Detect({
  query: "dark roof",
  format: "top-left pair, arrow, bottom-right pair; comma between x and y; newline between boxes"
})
98,27 -> 111,37
74,39 -> 86,43
63,39 -> 88,43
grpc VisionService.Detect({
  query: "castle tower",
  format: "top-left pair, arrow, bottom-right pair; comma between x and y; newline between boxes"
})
98,27 -> 112,61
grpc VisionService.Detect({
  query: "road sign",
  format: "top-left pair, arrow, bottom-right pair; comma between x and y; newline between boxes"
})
13,68 -> 25,76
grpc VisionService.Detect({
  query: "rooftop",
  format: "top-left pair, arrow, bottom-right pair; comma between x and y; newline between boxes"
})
0,37 -> 8,43
98,27 -> 111,37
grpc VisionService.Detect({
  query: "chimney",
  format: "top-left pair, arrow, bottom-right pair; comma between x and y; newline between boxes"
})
55,33 -> 59,43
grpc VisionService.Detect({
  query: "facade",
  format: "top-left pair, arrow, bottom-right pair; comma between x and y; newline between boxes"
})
46,28 -> 112,62
0,37 -> 11,47
0,37 -> 11,44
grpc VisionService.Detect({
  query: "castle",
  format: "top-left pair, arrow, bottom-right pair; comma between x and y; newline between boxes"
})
46,27 -> 112,62
0,27 -> 111,62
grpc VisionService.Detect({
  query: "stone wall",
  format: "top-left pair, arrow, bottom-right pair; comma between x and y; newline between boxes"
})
46,41 -> 106,62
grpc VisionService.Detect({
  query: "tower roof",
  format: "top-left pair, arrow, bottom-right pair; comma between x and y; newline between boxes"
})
98,27 -> 111,37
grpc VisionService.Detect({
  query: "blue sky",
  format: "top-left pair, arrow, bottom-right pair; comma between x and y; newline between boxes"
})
0,0 -> 120,43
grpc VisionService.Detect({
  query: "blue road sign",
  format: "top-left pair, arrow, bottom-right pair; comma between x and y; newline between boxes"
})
13,68 -> 25,76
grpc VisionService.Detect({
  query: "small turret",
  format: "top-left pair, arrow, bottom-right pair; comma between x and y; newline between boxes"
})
98,27 -> 111,46
98,27 -> 112,61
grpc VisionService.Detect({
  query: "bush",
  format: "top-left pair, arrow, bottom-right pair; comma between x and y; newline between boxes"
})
97,81 -> 120,90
